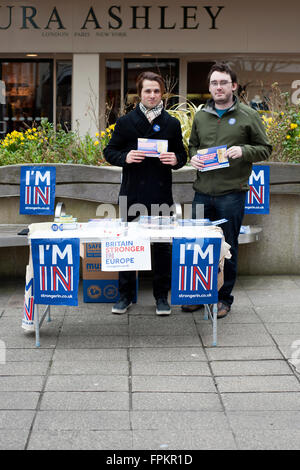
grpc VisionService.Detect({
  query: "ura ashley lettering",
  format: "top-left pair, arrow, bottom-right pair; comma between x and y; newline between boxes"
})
0,5 -> 225,31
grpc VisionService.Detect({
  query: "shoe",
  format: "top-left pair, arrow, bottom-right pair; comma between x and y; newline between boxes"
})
112,298 -> 132,314
217,301 -> 230,319
181,304 -> 203,313
156,298 -> 171,316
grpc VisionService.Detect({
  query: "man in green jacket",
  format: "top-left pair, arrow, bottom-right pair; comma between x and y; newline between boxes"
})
182,62 -> 272,318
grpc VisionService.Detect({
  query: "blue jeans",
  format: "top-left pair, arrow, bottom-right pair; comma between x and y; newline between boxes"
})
192,191 -> 246,306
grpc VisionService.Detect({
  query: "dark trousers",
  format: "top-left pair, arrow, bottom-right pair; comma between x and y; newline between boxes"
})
119,242 -> 171,301
192,191 -> 246,306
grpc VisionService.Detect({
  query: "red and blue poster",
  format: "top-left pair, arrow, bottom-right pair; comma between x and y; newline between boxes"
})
171,237 -> 221,305
245,165 -> 270,214
31,238 -> 80,306
20,166 -> 56,215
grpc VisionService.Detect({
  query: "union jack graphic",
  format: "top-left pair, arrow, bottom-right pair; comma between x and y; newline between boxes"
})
39,265 -> 73,291
24,296 -> 34,322
34,186 -> 49,205
178,265 -> 213,291
247,185 -> 264,205
192,265 -> 213,291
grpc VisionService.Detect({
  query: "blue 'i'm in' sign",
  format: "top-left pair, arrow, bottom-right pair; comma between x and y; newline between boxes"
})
20,166 -> 56,215
31,238 -> 80,306
245,165 -> 270,214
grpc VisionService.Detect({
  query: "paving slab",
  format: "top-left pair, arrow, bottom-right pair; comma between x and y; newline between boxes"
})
49,361 -> 129,375
132,430 -> 237,450
216,375 -> 300,393
52,348 -> 128,362
222,392 -> 300,411
131,361 -> 211,376
205,346 -> 283,361
211,360 -> 293,376
235,430 -> 300,450
56,335 -> 129,349
0,429 -> 29,450
227,410 -> 300,430
129,347 -> 207,362
33,410 -> 131,430
0,376 -> 44,392
132,375 -> 216,393
0,391 -> 40,410
0,410 -> 35,429
130,410 -> 230,430
40,391 -> 130,411
27,429 -> 133,450
247,289 -> 300,307
132,392 -> 222,411
45,375 -> 129,392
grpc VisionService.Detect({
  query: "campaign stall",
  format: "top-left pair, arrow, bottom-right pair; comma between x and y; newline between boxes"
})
24,218 -> 231,347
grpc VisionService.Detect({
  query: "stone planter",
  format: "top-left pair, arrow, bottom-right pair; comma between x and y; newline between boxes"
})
0,162 -> 299,276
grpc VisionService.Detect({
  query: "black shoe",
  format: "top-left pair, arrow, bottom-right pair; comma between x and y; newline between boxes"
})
112,298 -> 132,314
156,298 -> 171,316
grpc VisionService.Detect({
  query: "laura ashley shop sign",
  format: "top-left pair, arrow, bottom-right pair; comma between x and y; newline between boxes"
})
0,4 -> 225,31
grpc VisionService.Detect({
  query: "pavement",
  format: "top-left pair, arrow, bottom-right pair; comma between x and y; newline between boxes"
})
0,274 -> 300,450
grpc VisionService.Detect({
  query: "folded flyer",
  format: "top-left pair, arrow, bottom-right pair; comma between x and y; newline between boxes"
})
197,145 -> 229,171
138,138 -> 168,157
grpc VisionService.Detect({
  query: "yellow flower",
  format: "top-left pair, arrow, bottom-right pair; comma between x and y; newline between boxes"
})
290,123 -> 298,130
95,132 -> 99,137
286,135 -> 291,139
101,131 -> 106,138
94,140 -> 99,146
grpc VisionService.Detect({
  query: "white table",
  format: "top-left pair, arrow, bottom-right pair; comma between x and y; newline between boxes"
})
27,221 -> 229,347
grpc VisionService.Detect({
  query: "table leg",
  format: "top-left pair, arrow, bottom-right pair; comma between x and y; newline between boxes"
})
212,303 -> 217,347
47,306 -> 51,323
34,304 -> 40,348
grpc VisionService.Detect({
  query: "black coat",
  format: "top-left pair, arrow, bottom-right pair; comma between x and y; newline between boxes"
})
104,106 -> 187,210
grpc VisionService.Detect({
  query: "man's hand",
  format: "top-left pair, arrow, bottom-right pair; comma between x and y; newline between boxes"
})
159,152 -> 178,166
126,150 -> 146,164
226,146 -> 243,159
190,154 -> 204,170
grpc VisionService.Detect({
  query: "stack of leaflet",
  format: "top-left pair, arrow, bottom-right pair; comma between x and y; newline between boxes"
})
86,218 -> 128,238
52,215 -> 78,231
177,219 -> 211,226
137,216 -> 177,229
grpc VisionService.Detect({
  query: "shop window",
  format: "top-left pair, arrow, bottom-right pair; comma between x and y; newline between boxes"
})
228,58 -> 300,109
56,61 -> 72,131
187,62 -> 214,107
0,60 -> 53,137
106,60 -> 121,125
187,58 -> 300,110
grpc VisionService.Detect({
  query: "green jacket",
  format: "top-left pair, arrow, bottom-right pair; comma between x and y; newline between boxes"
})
189,97 -> 272,196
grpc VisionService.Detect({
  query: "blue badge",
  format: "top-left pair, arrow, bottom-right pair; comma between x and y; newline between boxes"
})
228,118 -> 236,125
153,124 -> 160,132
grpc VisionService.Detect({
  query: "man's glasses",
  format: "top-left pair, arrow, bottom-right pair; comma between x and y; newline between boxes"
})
210,81 -> 232,88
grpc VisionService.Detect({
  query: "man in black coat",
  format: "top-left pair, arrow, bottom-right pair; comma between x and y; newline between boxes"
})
104,71 -> 187,315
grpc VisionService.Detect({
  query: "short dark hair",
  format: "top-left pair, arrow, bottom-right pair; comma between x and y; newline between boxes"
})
136,71 -> 165,97
208,62 -> 238,85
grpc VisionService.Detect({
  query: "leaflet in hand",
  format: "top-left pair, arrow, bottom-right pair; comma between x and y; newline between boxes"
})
197,145 -> 229,171
138,138 -> 168,157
